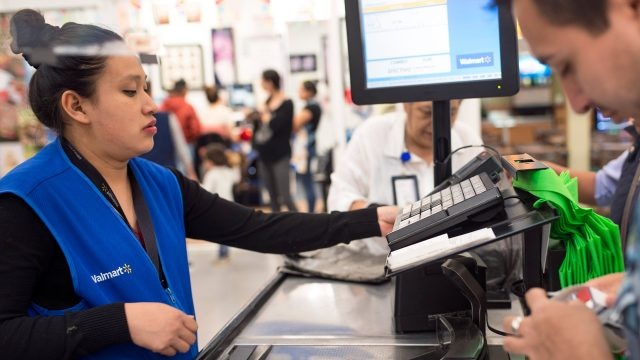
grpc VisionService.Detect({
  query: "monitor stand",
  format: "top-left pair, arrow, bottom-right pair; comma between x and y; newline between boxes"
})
393,99 -> 479,334
433,100 -> 453,185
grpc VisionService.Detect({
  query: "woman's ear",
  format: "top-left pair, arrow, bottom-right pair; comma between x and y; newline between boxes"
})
60,90 -> 91,125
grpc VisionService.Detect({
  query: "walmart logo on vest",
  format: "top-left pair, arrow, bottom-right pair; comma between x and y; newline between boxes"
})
91,263 -> 133,283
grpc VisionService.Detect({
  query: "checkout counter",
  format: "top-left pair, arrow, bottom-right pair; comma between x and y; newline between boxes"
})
197,163 -> 559,360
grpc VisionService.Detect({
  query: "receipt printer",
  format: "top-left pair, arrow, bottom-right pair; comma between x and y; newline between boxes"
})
393,254 -> 486,333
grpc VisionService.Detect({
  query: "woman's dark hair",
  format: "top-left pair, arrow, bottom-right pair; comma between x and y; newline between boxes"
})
302,80 -> 317,96
10,9 -> 123,134
492,0 -> 608,35
204,143 -> 230,167
204,86 -> 220,104
261,69 -> 281,90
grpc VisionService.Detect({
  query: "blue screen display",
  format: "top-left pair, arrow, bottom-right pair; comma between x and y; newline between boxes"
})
360,0 -> 502,89
595,110 -> 629,132
519,53 -> 552,87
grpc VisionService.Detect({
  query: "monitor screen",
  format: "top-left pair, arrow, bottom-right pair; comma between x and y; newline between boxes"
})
227,83 -> 255,109
519,53 -> 552,87
344,0 -> 519,104
594,109 -> 629,133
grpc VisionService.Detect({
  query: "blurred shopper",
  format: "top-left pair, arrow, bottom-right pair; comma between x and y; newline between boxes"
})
293,80 -> 322,212
193,86 -> 235,180
161,79 -> 201,146
141,81 -> 197,180
201,143 -> 240,260
252,69 -> 297,212
200,85 -> 235,141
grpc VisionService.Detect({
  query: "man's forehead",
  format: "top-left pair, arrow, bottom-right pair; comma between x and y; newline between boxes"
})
413,102 -> 433,110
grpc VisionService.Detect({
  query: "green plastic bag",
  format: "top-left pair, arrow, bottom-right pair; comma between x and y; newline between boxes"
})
513,168 -> 624,287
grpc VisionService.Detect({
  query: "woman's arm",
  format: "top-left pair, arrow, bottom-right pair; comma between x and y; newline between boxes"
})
173,170 -> 384,252
293,108 -> 313,133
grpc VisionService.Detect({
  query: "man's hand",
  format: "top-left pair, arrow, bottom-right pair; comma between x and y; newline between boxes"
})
125,302 -> 198,356
587,272 -> 625,307
502,288 -> 611,360
376,206 -> 399,236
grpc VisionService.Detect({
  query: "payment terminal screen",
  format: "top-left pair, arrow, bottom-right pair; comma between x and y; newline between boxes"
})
360,0 -> 502,89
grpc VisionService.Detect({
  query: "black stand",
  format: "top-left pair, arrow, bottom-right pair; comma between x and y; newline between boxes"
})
393,100 -> 464,333
433,100 -> 452,184
390,101 -> 561,335
442,258 -> 487,336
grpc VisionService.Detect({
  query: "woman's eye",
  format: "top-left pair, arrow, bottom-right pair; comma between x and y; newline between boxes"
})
123,90 -> 137,97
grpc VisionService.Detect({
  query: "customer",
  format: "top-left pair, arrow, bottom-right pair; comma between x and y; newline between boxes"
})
293,80 -> 322,213
328,100 -> 483,255
200,143 -> 240,260
252,69 -> 297,212
161,79 -> 201,146
544,118 -> 640,245
492,0 -> 640,359
0,10 -> 398,359
292,100 -> 521,286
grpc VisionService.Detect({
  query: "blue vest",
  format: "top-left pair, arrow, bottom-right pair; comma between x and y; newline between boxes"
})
0,139 -> 197,359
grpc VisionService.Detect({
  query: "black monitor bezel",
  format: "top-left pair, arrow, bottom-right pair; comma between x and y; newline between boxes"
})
344,0 -> 520,105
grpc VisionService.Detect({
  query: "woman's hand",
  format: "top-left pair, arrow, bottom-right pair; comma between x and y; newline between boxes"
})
125,302 -> 198,356
376,206 -> 399,236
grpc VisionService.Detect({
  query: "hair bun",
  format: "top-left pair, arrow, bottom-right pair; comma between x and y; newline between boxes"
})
10,9 -> 61,68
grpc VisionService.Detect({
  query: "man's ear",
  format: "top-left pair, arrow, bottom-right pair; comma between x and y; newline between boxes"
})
60,90 -> 90,125
619,0 -> 640,19
634,0 -> 640,22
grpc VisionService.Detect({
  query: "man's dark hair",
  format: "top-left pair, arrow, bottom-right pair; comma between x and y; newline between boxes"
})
204,86 -> 220,104
172,79 -> 187,93
204,143 -> 230,167
492,0 -> 609,34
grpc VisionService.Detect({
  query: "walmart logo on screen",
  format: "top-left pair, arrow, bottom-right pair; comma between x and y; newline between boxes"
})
91,264 -> 133,283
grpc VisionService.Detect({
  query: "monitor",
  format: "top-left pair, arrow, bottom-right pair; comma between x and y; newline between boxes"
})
227,83 -> 255,109
511,53 -> 553,112
519,53 -> 552,87
344,0 -> 519,104
594,109 -> 629,133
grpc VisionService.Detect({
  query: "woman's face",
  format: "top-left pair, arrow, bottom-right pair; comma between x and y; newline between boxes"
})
298,85 -> 309,100
81,55 -> 158,161
261,78 -> 272,93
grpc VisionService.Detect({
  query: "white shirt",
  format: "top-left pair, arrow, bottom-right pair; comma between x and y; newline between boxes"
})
199,103 -> 235,136
327,111 -> 484,254
201,166 -> 240,201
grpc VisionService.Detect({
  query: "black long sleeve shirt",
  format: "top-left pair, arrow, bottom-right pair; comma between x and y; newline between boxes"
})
0,169 -> 380,359
253,99 -> 294,163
